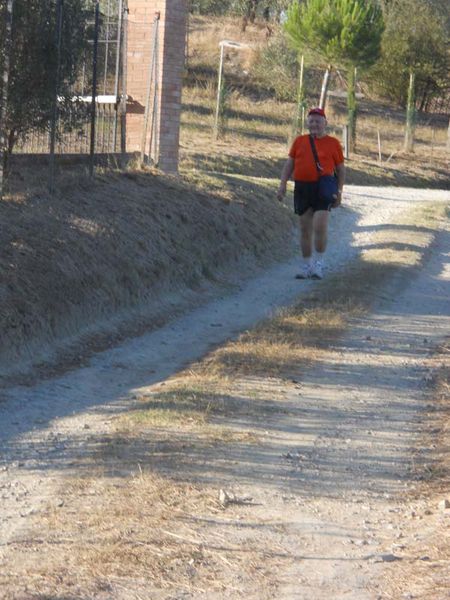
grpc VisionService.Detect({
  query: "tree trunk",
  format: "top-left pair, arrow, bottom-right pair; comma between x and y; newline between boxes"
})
404,71 -> 416,152
347,66 -> 357,153
296,54 -> 305,134
247,0 -> 258,23
418,77 -> 432,112
319,65 -> 332,110
0,0 -> 14,199
3,128 -> 16,177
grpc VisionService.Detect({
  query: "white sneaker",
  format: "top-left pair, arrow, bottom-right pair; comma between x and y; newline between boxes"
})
295,263 -> 312,279
311,259 -> 324,280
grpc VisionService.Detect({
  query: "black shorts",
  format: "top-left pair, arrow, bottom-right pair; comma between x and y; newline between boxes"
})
294,181 -> 333,216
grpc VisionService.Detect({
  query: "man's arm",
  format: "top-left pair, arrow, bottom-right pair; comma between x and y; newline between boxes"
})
277,157 -> 294,201
333,162 -> 345,207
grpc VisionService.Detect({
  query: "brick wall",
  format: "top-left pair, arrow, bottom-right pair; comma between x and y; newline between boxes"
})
126,0 -> 186,173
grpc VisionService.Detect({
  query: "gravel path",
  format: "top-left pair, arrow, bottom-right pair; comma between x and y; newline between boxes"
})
0,185 -> 449,597
275,223 -> 450,599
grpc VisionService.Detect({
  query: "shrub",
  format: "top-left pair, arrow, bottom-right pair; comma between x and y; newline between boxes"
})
251,34 -> 298,101
370,0 -> 449,108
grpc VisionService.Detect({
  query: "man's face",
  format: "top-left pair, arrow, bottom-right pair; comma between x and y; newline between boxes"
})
307,115 -> 326,137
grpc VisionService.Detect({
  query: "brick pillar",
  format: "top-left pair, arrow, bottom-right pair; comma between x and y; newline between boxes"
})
126,0 -> 186,173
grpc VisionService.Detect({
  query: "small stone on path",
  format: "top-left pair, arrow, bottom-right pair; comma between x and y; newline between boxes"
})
379,553 -> 401,563
438,498 -> 450,510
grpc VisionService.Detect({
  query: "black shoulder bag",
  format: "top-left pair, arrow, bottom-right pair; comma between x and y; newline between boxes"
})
308,135 -> 338,205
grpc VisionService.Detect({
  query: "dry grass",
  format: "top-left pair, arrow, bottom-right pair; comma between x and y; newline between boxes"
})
182,15 -> 450,190
180,82 -> 449,188
0,471 -> 276,599
123,374 -> 231,428
187,15 -> 267,72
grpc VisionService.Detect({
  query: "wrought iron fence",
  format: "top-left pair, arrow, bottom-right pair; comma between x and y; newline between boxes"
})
0,0 -> 129,193
15,97 -> 121,155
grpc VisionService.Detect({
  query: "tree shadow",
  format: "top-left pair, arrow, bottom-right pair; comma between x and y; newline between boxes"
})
345,164 -> 449,189
180,151 -> 285,178
0,208 -> 447,507
182,101 -> 289,128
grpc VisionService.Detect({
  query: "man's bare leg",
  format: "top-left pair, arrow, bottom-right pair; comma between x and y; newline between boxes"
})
299,208 -> 314,257
311,210 -> 330,278
313,210 -> 330,253
296,209 -> 314,278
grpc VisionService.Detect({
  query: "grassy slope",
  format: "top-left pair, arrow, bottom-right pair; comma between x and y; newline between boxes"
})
0,167 -> 294,377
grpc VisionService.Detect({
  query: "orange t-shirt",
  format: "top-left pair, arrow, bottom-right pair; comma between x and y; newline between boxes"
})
289,134 -> 344,182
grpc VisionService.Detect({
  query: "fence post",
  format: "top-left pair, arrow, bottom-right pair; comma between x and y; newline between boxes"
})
347,66 -> 357,152
319,65 -> 331,110
404,71 -> 416,153
342,124 -> 349,159
377,129 -> 382,164
296,54 -> 304,133
89,0 -> 100,177
49,0 -> 64,193
103,0 -> 111,95
150,10 -> 160,164
185,0 -> 190,68
0,0 -> 14,200
141,12 -> 160,165
113,0 -> 123,151
213,43 -> 225,139
119,1 -> 128,161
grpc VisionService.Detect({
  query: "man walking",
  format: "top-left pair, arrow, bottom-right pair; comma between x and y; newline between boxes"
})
277,107 -> 345,279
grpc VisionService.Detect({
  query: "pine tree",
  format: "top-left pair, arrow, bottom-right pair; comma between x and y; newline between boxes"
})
284,0 -> 384,150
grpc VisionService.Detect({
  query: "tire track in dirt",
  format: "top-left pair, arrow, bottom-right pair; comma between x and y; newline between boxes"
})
274,226 -> 449,599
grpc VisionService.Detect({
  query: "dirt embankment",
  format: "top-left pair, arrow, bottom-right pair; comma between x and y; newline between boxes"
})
0,169 -> 295,379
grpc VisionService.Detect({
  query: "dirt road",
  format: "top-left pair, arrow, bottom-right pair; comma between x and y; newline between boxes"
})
0,186 -> 449,599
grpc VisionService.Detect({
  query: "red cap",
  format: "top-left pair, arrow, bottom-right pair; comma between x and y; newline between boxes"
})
308,107 -> 326,118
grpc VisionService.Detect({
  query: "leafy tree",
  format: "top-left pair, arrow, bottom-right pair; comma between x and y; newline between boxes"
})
371,0 -> 449,110
380,0 -> 450,31
189,0 -> 229,15
285,0 -> 384,149
241,0 -> 260,23
0,0 -> 89,161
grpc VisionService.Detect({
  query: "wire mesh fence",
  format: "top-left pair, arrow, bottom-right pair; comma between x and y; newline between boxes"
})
15,99 -> 120,155
0,0 -> 131,192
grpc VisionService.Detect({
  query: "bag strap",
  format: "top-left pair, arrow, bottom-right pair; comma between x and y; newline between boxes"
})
308,135 -> 323,174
